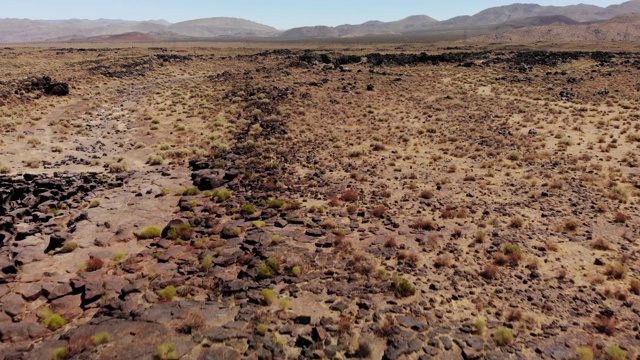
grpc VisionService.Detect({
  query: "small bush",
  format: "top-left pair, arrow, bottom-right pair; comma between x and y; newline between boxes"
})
41,311 -> 66,331
253,220 -> 267,228
51,347 -> 68,360
576,347 -> 594,360
278,298 -> 290,311
474,319 -> 486,334
85,257 -> 104,272
212,189 -> 232,201
270,234 -> 283,244
111,251 -> 125,263
53,241 -> 78,255
630,278 -> 640,295
257,323 -> 268,336
371,204 -> 388,218
419,189 -> 434,199
495,326 -> 513,346
89,199 -> 101,208
481,263 -> 500,280
176,312 -> 205,334
262,288 -> 276,305
604,261 -> 628,279
263,198 -> 285,209
240,204 -> 256,215
392,276 -> 416,298
341,189 -> 359,202
91,331 -> 111,345
156,342 -> 178,360
167,223 -> 194,240
182,186 -> 200,196
158,285 -> 177,301
257,264 -> 276,279
590,238 -> 611,251
509,216 -> 524,228
108,161 -> 128,173
605,344 -> 626,360
291,266 -> 301,276
147,154 -> 164,165
414,218 -> 437,230
201,254 -> 213,271
139,226 -> 162,239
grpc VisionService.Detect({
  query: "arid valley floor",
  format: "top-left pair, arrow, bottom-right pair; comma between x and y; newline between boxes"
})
0,42 -> 639,360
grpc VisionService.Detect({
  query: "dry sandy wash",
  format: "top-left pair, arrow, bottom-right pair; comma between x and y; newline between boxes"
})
0,42 -> 639,360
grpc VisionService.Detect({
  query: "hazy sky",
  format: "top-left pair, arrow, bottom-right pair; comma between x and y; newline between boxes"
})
3,0 -> 626,29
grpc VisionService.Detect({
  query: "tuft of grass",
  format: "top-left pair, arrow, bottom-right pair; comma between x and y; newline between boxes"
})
240,204 -> 256,215
139,226 -> 162,239
257,323 -> 268,336
605,344 -> 626,360
40,309 -> 66,331
111,251 -> 125,263
278,298 -> 290,311
474,319 -> 486,334
212,189 -> 232,201
495,326 -> 514,346
392,275 -> 416,298
182,186 -> 200,196
51,241 -> 78,255
156,342 -> 178,360
91,331 -> 111,346
262,288 -> 276,305
51,347 -> 68,360
253,220 -> 267,228
604,261 -> 628,279
291,265 -> 301,276
576,347 -> 594,360
158,285 -> 177,301
89,199 -> 101,208
201,254 -> 213,272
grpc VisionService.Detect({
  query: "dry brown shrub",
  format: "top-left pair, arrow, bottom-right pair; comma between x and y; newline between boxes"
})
481,263 -> 500,280
85,257 -> 105,272
341,189 -> 358,202
176,312 -> 205,334
371,204 -> 388,218
590,238 -> 611,251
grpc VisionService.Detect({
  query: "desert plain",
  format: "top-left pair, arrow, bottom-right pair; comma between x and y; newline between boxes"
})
0,40 -> 639,360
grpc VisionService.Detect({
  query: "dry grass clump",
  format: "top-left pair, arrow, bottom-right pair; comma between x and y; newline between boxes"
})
434,253 -> 454,268
590,238 -> 611,251
509,216 -> 525,228
371,204 -> 388,218
413,217 -> 438,231
604,261 -> 628,279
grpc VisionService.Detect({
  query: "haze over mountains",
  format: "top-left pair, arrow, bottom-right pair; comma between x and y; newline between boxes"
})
1,0 -> 640,43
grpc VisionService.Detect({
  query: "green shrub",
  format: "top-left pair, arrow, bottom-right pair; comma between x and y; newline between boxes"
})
253,220 -> 266,228
158,285 -> 177,301
212,189 -> 232,201
167,223 -> 194,240
51,241 -> 78,255
495,326 -> 514,346
262,288 -> 276,305
201,254 -> 213,271
91,331 -> 112,345
271,234 -> 283,244
292,266 -> 301,276
139,226 -> 162,239
392,276 -> 416,298
576,347 -> 594,360
504,244 -> 521,255
605,344 -> 626,360
89,199 -> 101,208
240,204 -> 256,215
51,347 -> 68,360
262,198 -> 285,209
266,257 -> 279,273
257,264 -> 276,280
474,319 -> 486,334
156,342 -> 178,360
109,251 -> 124,262
41,311 -> 66,331
257,323 -> 268,336
182,186 -> 200,196
278,298 -> 290,311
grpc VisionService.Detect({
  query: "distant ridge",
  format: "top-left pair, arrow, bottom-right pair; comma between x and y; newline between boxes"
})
1,1 -> 640,43
474,12 -> 640,42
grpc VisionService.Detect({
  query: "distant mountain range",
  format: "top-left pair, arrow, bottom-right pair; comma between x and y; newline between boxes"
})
1,0 -> 640,43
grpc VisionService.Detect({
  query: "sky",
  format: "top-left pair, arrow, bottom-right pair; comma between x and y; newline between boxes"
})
2,0 -> 626,29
